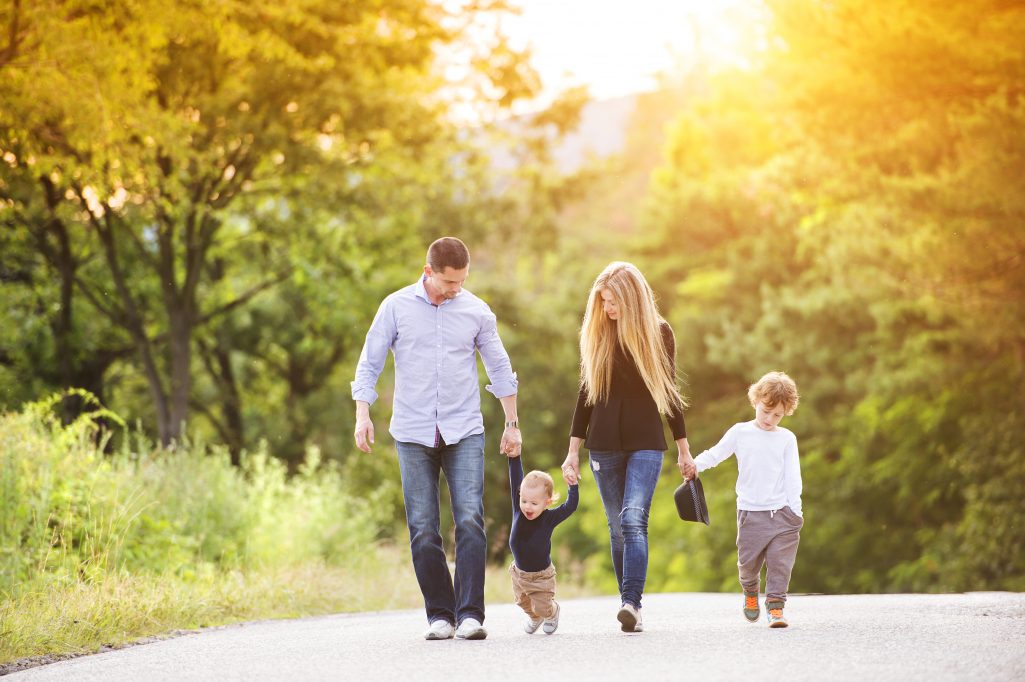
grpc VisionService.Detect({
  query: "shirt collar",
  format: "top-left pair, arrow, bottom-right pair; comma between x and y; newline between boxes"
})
414,274 -> 458,306
413,275 -> 430,303
414,274 -> 455,305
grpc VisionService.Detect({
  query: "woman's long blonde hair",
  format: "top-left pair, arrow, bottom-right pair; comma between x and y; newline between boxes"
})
579,262 -> 685,415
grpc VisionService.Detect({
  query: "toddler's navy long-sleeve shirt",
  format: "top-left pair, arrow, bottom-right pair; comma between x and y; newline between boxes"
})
508,456 -> 578,572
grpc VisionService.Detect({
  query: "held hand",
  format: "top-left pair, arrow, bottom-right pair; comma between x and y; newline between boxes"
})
501,426 -> 522,458
354,415 -> 375,453
561,452 -> 580,485
677,452 -> 697,481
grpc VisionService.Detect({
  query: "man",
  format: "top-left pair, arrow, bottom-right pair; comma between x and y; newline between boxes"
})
351,237 -> 521,641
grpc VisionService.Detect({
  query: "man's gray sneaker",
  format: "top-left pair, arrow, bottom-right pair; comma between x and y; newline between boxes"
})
455,617 -> 487,640
524,616 -> 543,634
424,620 -> 454,640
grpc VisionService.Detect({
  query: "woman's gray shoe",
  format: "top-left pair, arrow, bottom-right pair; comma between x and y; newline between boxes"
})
617,603 -> 639,632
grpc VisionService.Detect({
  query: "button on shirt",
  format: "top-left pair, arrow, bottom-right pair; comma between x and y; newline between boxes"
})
351,276 -> 518,448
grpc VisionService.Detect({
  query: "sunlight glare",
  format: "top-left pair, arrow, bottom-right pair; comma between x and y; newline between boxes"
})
504,0 -> 767,101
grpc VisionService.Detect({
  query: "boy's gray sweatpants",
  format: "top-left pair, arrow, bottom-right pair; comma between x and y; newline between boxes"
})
736,507 -> 803,604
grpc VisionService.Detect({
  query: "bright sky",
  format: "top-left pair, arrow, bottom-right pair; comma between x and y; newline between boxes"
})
502,0 -> 767,102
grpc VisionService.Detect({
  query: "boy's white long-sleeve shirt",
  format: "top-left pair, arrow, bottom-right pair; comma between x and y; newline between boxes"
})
694,421 -> 803,517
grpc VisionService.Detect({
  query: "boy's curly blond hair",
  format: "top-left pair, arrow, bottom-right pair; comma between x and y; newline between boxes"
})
747,371 -> 800,415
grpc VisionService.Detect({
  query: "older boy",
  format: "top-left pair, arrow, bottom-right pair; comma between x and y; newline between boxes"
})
693,371 -> 803,628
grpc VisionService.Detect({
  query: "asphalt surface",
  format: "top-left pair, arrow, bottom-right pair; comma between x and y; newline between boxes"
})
7,592 -> 1025,681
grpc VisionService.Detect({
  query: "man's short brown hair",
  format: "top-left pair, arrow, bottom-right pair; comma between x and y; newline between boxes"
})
427,237 -> 470,272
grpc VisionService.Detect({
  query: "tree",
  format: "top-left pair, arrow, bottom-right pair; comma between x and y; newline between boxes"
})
0,0 -> 540,444
627,0 -> 1025,591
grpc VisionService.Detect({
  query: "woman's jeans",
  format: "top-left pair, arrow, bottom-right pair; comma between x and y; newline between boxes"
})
589,449 -> 663,609
395,432 -> 486,626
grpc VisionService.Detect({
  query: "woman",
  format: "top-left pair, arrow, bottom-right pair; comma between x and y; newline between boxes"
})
561,261 -> 696,633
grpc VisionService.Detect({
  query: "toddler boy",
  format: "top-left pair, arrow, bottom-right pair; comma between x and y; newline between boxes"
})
508,453 -> 578,634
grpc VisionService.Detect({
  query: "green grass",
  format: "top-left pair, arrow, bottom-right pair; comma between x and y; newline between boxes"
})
0,394 -> 397,664
0,549 -> 421,663
0,394 -> 597,666
0,549 -> 597,665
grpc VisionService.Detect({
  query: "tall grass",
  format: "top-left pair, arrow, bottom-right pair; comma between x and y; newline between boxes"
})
0,393 -> 399,664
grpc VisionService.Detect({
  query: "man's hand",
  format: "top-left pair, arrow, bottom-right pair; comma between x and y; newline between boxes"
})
501,426 -> 522,458
354,402 -> 375,453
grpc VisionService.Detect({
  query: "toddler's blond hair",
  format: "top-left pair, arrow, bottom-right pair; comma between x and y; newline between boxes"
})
522,470 -> 560,503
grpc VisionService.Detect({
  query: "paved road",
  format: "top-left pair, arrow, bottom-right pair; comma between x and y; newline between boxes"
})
8,592 -> 1025,681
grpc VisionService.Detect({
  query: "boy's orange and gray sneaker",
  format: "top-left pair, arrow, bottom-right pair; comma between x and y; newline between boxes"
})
542,601 -> 561,634
524,615 -> 543,634
617,603 -> 640,632
766,601 -> 788,628
743,593 -> 760,622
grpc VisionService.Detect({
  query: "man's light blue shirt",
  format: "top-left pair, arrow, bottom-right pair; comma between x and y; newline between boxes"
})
351,276 -> 518,448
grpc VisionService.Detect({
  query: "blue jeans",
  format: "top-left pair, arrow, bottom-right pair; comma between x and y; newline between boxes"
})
395,432 -> 486,626
589,449 -> 663,609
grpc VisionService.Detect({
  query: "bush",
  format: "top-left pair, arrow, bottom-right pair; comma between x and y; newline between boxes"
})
0,392 -> 386,596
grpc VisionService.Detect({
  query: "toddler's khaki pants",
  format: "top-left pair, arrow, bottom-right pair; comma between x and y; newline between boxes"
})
509,562 -> 557,620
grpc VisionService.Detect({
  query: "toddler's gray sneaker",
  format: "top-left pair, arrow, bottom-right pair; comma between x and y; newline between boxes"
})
542,602 -> 561,634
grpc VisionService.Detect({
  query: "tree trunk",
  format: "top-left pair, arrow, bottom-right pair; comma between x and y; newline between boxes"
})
167,307 -> 192,443
196,334 -> 245,465
34,180 -> 127,424
89,207 -> 174,444
216,345 -> 245,466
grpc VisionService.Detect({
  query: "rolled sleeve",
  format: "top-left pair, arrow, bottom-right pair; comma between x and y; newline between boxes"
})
477,311 -> 518,398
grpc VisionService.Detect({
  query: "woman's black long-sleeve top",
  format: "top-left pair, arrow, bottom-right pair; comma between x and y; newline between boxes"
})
570,321 -> 686,451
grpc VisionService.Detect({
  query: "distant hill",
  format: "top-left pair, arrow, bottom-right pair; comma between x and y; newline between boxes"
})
484,93 -> 639,174
549,93 -> 636,173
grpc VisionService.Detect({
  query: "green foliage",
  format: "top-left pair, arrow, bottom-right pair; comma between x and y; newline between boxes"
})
625,0 -> 1025,593
2,0 -> 1023,603
0,0 -> 541,445
0,394 -> 385,596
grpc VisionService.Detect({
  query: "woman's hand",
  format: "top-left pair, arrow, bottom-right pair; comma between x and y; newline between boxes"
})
676,437 -> 696,480
561,450 -> 580,485
677,454 -> 697,480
